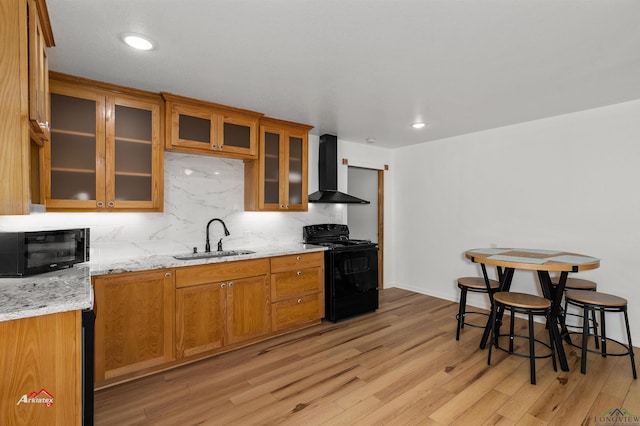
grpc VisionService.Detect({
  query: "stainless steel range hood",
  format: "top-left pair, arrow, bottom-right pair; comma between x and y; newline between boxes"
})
308,134 -> 370,204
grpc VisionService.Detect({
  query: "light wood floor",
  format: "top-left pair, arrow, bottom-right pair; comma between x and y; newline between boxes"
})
95,288 -> 639,425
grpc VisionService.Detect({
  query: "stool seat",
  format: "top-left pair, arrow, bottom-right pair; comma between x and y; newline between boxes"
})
551,277 -> 597,291
458,276 -> 499,290
565,290 -> 627,307
494,292 -> 551,310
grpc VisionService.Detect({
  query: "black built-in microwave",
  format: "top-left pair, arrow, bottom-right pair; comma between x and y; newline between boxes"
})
0,228 -> 90,277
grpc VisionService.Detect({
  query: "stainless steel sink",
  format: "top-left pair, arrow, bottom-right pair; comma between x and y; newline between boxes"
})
173,250 -> 255,260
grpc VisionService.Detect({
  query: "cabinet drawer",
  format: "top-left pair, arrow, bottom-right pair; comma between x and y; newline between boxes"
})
176,258 -> 269,288
270,252 -> 324,273
271,266 -> 323,302
272,293 -> 323,332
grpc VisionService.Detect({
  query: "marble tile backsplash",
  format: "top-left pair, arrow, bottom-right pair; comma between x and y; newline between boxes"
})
0,152 -> 343,263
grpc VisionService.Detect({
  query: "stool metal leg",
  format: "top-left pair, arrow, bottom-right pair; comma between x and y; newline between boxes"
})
528,312 -> 536,385
622,307 -> 638,379
581,305 -> 590,374
509,308 -> 515,353
456,287 -> 467,341
600,307 -> 607,358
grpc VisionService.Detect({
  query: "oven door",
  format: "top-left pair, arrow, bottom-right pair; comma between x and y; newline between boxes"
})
326,246 -> 379,321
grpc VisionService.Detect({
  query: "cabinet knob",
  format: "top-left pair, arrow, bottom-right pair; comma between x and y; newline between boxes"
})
97,201 -> 104,208
297,298 -> 302,304
280,204 -> 285,209
108,201 -> 115,207
221,283 -> 226,289
297,271 -> 302,276
211,144 -> 217,149
285,204 -> 289,209
165,272 -> 171,278
296,256 -> 302,261
219,145 -> 224,150
228,281 -> 234,287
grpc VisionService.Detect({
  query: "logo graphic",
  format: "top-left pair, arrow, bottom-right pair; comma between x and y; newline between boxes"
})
594,408 -> 639,425
16,388 -> 54,407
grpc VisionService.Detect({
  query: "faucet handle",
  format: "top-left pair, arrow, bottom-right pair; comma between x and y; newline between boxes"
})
193,247 -> 198,254
217,238 -> 223,252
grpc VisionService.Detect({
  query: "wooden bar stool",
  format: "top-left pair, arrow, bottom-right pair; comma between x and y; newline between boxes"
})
487,292 -> 557,385
456,277 -> 499,341
552,277 -> 599,345
564,290 -> 637,379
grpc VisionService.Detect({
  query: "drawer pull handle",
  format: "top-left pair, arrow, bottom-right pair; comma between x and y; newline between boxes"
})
297,298 -> 302,304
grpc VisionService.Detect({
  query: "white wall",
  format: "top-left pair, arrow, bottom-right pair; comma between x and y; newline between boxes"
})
392,99 -> 640,343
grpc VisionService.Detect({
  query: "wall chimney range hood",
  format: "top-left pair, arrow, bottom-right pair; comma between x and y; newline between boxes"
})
308,134 -> 370,204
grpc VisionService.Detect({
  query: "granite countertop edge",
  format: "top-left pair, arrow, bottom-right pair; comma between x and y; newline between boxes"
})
0,244 -> 326,323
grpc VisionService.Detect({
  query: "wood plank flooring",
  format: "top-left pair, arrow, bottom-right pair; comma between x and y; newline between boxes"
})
95,288 -> 639,425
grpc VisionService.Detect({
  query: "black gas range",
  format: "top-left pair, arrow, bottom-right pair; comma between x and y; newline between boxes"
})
303,224 -> 379,322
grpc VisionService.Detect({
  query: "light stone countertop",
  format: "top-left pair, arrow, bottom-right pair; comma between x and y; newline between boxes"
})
0,244 -> 326,323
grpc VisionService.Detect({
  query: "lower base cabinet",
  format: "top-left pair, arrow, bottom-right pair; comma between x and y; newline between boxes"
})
0,311 -> 82,425
93,269 -> 175,384
93,252 -> 323,387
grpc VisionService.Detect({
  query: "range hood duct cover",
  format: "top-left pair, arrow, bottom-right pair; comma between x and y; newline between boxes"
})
308,134 -> 370,204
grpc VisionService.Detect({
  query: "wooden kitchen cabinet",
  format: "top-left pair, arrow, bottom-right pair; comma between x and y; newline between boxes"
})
175,258 -> 270,358
47,73 -> 164,212
270,252 -> 324,331
0,310 -> 81,425
163,92 -> 263,159
244,117 -> 312,212
93,269 -> 175,385
0,0 -> 53,215
28,0 -> 53,143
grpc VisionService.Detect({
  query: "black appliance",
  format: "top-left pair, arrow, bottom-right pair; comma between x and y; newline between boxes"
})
303,224 -> 379,322
0,228 -> 90,277
308,134 -> 370,204
82,308 -> 95,426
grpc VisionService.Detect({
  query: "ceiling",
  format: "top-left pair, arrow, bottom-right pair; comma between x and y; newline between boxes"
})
46,0 -> 640,149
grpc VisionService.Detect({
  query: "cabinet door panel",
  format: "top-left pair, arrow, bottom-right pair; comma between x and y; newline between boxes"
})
176,283 -> 227,358
108,97 -> 160,207
287,134 -> 305,207
262,129 -> 282,206
93,270 -> 174,382
48,86 -> 105,208
227,275 -> 271,344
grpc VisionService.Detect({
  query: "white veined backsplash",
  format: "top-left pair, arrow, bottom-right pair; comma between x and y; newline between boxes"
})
0,152 -> 343,263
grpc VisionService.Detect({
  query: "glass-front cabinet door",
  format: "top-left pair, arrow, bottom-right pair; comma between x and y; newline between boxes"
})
48,83 -> 105,210
108,97 -> 161,209
48,75 -> 163,212
163,93 -> 261,159
244,118 -> 311,211
285,130 -> 308,211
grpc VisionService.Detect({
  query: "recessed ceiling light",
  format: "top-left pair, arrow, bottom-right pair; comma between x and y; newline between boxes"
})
411,122 -> 426,129
122,34 -> 154,51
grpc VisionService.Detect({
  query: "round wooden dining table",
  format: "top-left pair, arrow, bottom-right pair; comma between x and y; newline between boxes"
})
464,248 -> 600,371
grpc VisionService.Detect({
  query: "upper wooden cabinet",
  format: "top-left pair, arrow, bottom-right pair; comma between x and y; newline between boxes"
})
162,92 -> 263,160
28,0 -> 53,143
245,117 -> 312,212
0,0 -> 53,215
47,73 -> 164,212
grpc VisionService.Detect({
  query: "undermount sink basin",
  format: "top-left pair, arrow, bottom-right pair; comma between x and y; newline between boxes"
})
173,250 -> 255,260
